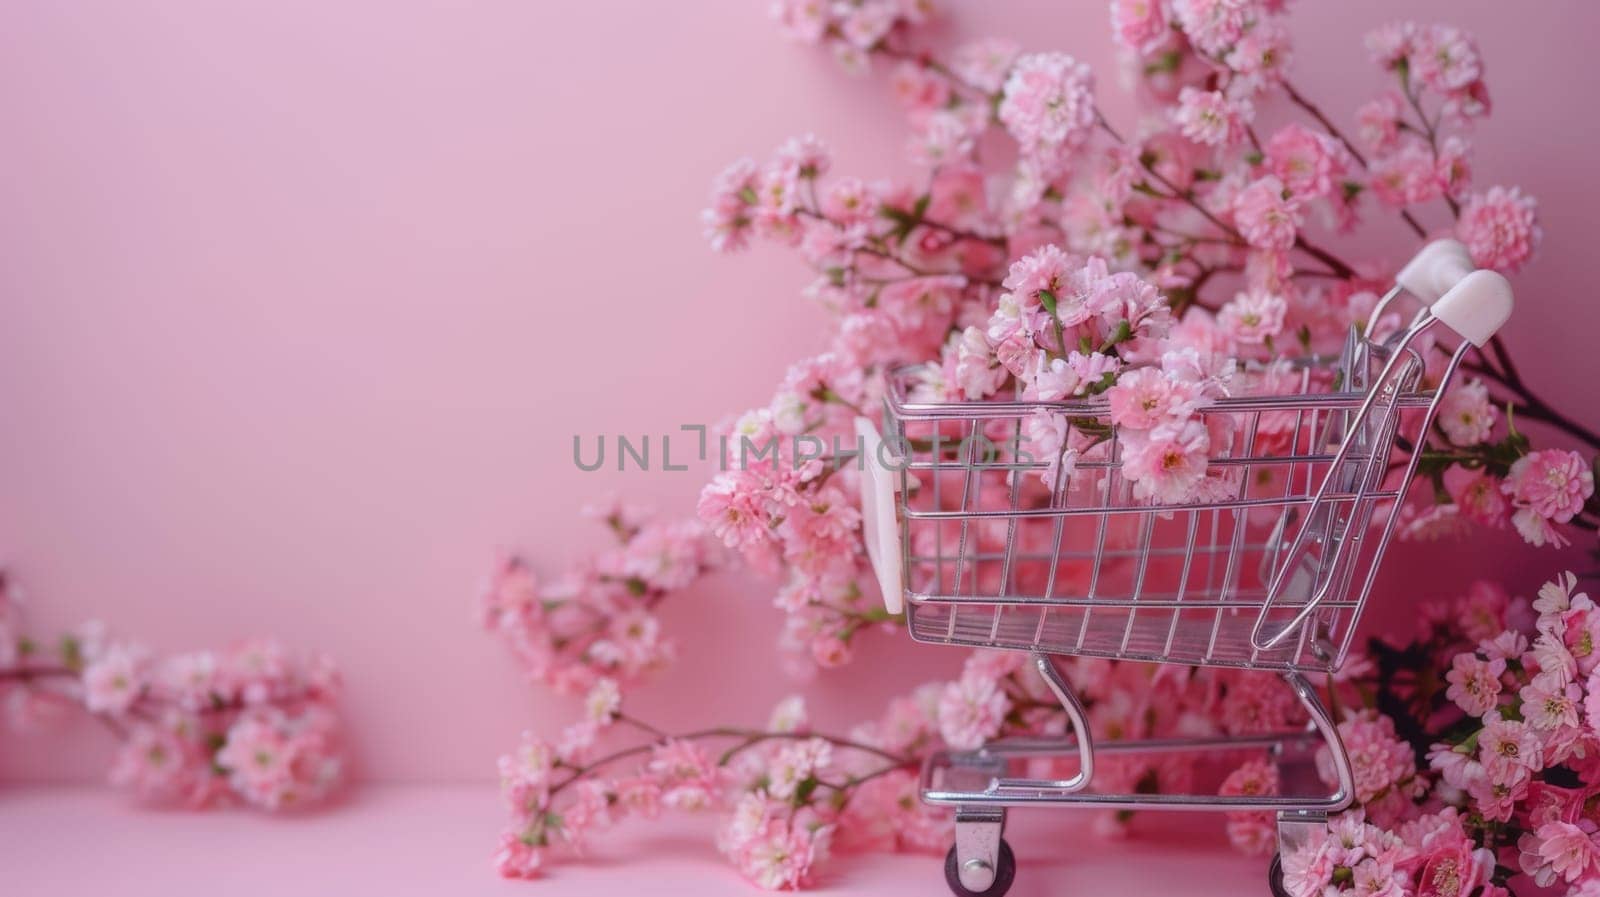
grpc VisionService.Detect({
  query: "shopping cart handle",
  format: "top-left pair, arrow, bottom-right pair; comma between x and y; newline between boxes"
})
1395,238 -> 1474,306
855,416 -> 905,615
1431,269 -> 1514,348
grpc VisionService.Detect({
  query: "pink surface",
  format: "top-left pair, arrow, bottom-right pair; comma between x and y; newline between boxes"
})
0,785 -> 1262,895
1,0 -> 1597,789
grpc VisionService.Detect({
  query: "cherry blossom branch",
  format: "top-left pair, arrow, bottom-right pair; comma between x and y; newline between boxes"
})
0,578 -> 344,812
1281,79 -> 1429,240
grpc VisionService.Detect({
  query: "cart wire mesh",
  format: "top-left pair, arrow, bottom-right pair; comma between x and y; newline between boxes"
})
880,339 -> 1430,673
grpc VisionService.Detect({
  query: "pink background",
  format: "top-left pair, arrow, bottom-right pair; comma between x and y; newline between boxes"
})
1,0 -> 1596,787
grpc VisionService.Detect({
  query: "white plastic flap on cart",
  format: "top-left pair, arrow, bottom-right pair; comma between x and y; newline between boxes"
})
1395,239 -> 1474,306
854,416 -> 905,615
1432,269 -> 1514,348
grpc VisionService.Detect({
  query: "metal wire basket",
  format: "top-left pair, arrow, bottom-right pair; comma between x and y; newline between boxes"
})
853,240 -> 1514,897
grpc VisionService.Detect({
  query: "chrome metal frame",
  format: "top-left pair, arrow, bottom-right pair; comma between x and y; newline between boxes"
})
880,308 -> 1469,882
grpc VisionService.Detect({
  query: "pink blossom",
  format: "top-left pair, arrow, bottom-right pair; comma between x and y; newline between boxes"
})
730,814 -> 833,889
1478,711 -> 1544,784
1224,19 -> 1292,84
1320,712 -> 1420,814
501,731 -> 556,790
821,177 -> 877,226
1265,124 -> 1340,200
1408,814 -> 1490,897
953,326 -> 1005,399
770,0 -> 831,44
997,243 -> 1078,322
1172,0 -> 1249,55
1218,759 -> 1279,856
584,678 -> 621,725
766,738 -> 832,800
1365,23 -> 1415,68
495,830 -> 546,879
1024,409 -> 1076,489
1562,605 -> 1600,677
1107,367 -> 1200,430
1233,176 -> 1301,250
1521,673 -> 1582,731
215,714 -> 295,808
1502,450 -> 1594,539
649,740 -> 724,811
1588,668 -> 1600,734
1217,290 -> 1288,345
1370,140 -> 1443,208
1534,571 -> 1583,617
1351,855 -> 1407,897
1444,652 -> 1504,716
1456,580 -> 1513,644
1110,0 -> 1169,55
836,767 -> 951,853
702,158 -> 760,252
82,646 -> 146,716
1121,418 -> 1211,504
774,134 -> 829,180
910,110 -> 981,166
1436,136 -> 1472,200
1427,741 -> 1484,792
937,671 -> 1011,750
998,53 -> 1096,173
950,39 -> 1020,93
1281,832 -> 1340,897
110,722 -> 198,802
1511,507 -> 1570,549
1520,820 -> 1600,887
623,520 -> 710,591
1457,185 -> 1541,273
1356,92 -> 1405,152
1172,88 -> 1252,147
767,696 -> 808,734
839,2 -> 895,50
809,632 -> 852,668
1436,379 -> 1496,446
698,471 -> 773,551
1410,25 -> 1482,93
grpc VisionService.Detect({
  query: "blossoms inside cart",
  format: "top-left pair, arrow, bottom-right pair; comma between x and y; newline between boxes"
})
854,240 -> 1513,897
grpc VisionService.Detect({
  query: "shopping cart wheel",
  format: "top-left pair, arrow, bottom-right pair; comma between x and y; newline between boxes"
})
943,839 -> 1015,897
1267,853 -> 1289,897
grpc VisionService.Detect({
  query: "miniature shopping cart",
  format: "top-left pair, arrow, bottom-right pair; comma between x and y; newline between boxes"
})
853,241 -> 1513,897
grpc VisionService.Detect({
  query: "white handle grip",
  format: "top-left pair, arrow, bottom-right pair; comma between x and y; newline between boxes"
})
1432,269 -> 1514,348
854,417 -> 905,615
1395,239 -> 1474,306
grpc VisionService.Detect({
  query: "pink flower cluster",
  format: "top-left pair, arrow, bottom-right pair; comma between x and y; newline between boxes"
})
1501,449 -> 1595,549
769,0 -> 930,74
692,0 -> 1591,675
1268,572 -> 1600,895
998,53 -> 1097,178
493,685 -> 941,887
490,638 -> 1350,884
0,573 -> 343,811
1282,808 -> 1496,897
496,3 -> 1597,887
483,501 -> 719,695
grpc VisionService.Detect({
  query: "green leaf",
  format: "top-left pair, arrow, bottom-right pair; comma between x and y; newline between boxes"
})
59,634 -> 82,670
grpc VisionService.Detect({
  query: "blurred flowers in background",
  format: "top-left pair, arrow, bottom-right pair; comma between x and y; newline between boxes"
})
0,571 -> 343,811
